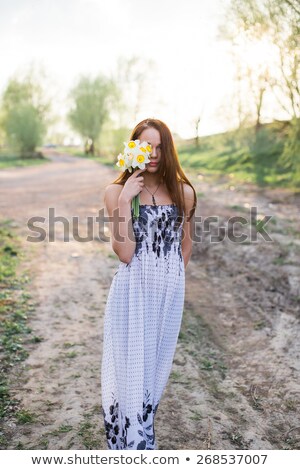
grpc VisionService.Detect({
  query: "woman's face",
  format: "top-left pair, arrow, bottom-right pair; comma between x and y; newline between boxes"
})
138,127 -> 162,173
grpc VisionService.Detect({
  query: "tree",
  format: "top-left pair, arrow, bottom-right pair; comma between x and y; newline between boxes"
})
219,0 -> 300,184
192,104 -> 205,148
219,0 -> 300,121
279,117 -> 300,186
247,66 -> 270,133
0,65 -> 50,157
67,75 -> 118,155
4,104 -> 45,156
112,55 -> 157,127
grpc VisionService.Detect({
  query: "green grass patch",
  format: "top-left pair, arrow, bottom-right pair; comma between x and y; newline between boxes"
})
49,424 -> 73,436
66,351 -> 77,359
78,418 -> 104,449
188,409 -> 203,421
0,148 -> 50,169
16,409 -> 36,424
201,358 -> 214,370
177,121 -> 299,190
63,342 -> 76,349
0,220 -> 38,445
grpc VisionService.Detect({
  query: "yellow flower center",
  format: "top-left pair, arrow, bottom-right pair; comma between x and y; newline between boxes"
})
140,147 -> 146,152
128,141 -> 136,148
137,155 -> 145,163
119,158 -> 125,166
146,144 -> 152,152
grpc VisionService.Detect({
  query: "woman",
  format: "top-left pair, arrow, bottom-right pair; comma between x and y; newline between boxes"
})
101,118 -> 197,450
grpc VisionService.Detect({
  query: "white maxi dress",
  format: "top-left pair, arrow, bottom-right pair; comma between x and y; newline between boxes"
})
101,203 -> 185,450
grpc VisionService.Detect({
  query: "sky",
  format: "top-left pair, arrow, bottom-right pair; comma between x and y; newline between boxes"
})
0,0 -> 284,140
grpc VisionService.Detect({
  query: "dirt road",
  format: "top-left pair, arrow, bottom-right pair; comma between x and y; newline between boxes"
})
0,150 -> 299,450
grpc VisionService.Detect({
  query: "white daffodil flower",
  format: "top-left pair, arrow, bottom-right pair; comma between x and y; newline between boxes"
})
115,139 -> 153,218
116,153 -> 129,172
120,140 -> 152,171
123,140 -> 140,156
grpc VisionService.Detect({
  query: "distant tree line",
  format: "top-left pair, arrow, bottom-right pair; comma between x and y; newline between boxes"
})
0,56 -> 155,158
0,2 -> 298,184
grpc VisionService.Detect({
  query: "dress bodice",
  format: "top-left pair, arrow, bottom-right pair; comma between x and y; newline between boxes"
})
131,204 -> 184,261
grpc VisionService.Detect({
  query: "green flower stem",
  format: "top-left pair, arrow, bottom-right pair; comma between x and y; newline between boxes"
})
132,194 -> 140,219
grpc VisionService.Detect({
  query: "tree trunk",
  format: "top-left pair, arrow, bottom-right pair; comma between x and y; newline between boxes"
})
255,87 -> 265,134
89,140 -> 94,155
84,138 -> 94,155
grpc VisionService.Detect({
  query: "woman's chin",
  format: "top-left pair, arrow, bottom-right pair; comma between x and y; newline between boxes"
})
146,164 -> 159,171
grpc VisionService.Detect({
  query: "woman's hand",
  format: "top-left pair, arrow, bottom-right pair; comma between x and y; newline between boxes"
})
119,168 -> 146,204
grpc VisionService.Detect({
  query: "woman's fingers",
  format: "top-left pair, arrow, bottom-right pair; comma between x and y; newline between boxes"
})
135,168 -> 146,177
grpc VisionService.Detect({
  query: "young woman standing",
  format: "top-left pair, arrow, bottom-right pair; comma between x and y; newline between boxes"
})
101,118 -> 197,450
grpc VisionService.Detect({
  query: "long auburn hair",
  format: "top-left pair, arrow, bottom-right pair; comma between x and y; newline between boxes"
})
111,118 -> 197,222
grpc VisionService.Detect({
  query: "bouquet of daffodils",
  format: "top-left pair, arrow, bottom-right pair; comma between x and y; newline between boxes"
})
116,139 -> 152,219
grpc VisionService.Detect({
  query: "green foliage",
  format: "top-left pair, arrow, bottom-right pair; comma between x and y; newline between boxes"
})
0,71 -> 50,157
4,104 -> 45,155
49,424 -> 73,435
68,75 -> 119,151
90,123 -> 131,160
0,221 -> 36,426
0,150 -> 47,169
110,126 -> 131,157
178,120 -> 299,189
249,126 -> 284,164
279,118 -> 300,185
16,409 -> 36,424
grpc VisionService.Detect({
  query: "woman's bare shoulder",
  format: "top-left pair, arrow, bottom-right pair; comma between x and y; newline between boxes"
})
104,183 -> 123,209
105,183 -> 123,196
182,182 -> 195,201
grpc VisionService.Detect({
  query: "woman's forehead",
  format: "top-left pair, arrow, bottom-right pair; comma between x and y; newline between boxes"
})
139,128 -> 161,144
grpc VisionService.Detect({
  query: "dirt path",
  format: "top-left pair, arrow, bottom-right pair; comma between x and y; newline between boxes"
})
0,150 -> 299,450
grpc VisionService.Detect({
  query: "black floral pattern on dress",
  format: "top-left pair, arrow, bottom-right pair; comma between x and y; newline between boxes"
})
131,205 -> 184,264
103,390 -> 159,450
141,389 -> 159,448
103,394 -> 134,449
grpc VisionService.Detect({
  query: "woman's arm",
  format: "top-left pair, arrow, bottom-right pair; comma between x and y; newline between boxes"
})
104,170 -> 146,263
181,183 -> 196,270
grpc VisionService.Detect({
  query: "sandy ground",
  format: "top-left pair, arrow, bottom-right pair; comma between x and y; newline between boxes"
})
0,149 -> 299,450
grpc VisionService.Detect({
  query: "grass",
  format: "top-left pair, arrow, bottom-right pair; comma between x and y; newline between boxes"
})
49,424 -> 74,436
229,204 -> 249,213
253,320 -> 267,330
0,148 -> 50,169
66,351 -> 77,359
0,220 -> 37,447
63,342 -> 76,349
201,358 -> 214,370
228,431 -> 247,448
188,409 -> 203,421
78,411 -> 105,449
177,121 -> 299,190
16,409 -> 36,424
244,384 -> 265,412
170,371 -> 182,381
285,400 -> 297,412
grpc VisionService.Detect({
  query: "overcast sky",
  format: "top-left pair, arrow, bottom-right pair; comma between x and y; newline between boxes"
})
0,0 -> 250,138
